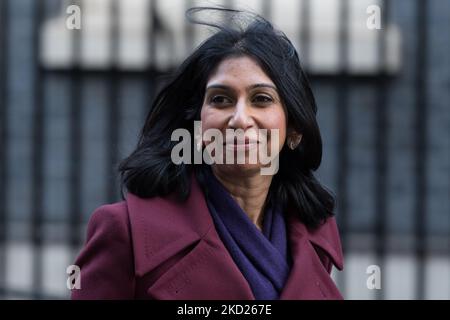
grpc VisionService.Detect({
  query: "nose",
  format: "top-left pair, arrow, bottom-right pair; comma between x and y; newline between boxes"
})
227,99 -> 255,130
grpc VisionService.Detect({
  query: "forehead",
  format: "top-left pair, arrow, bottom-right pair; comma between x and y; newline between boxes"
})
207,56 -> 274,86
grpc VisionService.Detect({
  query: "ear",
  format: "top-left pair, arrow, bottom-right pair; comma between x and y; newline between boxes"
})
294,131 -> 303,141
286,127 -> 303,150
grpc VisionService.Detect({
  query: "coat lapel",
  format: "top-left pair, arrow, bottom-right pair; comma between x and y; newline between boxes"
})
126,176 -> 254,300
126,174 -> 343,300
280,213 -> 344,299
146,227 -> 255,299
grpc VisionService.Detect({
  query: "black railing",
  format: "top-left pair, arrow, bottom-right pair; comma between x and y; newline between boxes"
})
413,0 -> 428,300
0,0 -> 9,298
30,0 -> 45,299
374,0 -> 388,300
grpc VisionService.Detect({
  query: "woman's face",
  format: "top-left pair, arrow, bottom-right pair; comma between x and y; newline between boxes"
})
200,55 -> 287,176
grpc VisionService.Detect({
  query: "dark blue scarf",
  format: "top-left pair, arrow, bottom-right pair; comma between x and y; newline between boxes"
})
202,167 -> 291,300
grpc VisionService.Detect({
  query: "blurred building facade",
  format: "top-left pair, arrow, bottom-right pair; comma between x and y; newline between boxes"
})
0,0 -> 449,299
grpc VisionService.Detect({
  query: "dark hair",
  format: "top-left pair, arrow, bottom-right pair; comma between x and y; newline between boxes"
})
119,7 -> 335,228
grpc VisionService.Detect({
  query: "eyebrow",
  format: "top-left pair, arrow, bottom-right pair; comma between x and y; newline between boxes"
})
205,83 -> 278,92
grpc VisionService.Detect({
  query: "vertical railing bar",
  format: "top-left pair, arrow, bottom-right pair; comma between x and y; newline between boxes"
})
148,0 -> 156,67
0,0 -> 9,298
374,0 -> 389,301
143,0 -> 156,123
225,0 -> 233,9
68,0 -> 83,255
262,0 -> 271,21
184,0 -> 195,56
414,0 -> 428,300
336,0 -> 350,297
30,0 -> 45,299
106,0 -> 121,203
224,0 -> 234,27
299,0 -> 310,69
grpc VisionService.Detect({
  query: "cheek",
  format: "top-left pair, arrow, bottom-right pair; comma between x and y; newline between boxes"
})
200,106 -> 217,131
263,109 -> 287,144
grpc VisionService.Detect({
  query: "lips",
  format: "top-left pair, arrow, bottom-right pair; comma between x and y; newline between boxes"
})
224,137 -> 259,146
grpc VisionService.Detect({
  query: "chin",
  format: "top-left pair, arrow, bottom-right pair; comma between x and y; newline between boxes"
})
214,163 -> 264,177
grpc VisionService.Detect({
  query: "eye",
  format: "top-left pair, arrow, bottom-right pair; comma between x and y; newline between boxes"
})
253,94 -> 273,104
210,95 -> 233,105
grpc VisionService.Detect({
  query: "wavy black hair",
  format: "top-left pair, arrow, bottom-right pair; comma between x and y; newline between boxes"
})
119,7 -> 335,228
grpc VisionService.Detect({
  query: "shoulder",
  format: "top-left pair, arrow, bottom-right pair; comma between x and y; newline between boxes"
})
88,201 -> 128,224
72,201 -> 135,299
123,186 -> 214,276
85,202 -> 130,241
124,182 -> 213,239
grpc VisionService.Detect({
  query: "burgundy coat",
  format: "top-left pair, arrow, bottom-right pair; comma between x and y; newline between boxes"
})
71,175 -> 344,300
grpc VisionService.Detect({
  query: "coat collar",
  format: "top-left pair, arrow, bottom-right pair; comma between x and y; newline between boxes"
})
126,173 -> 344,299
288,211 -> 344,271
280,212 -> 344,299
126,178 -> 212,277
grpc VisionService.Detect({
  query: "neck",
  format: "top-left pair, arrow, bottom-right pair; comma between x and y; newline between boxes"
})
211,166 -> 273,230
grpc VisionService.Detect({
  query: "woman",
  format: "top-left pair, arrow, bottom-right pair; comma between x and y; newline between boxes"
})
71,8 -> 344,300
